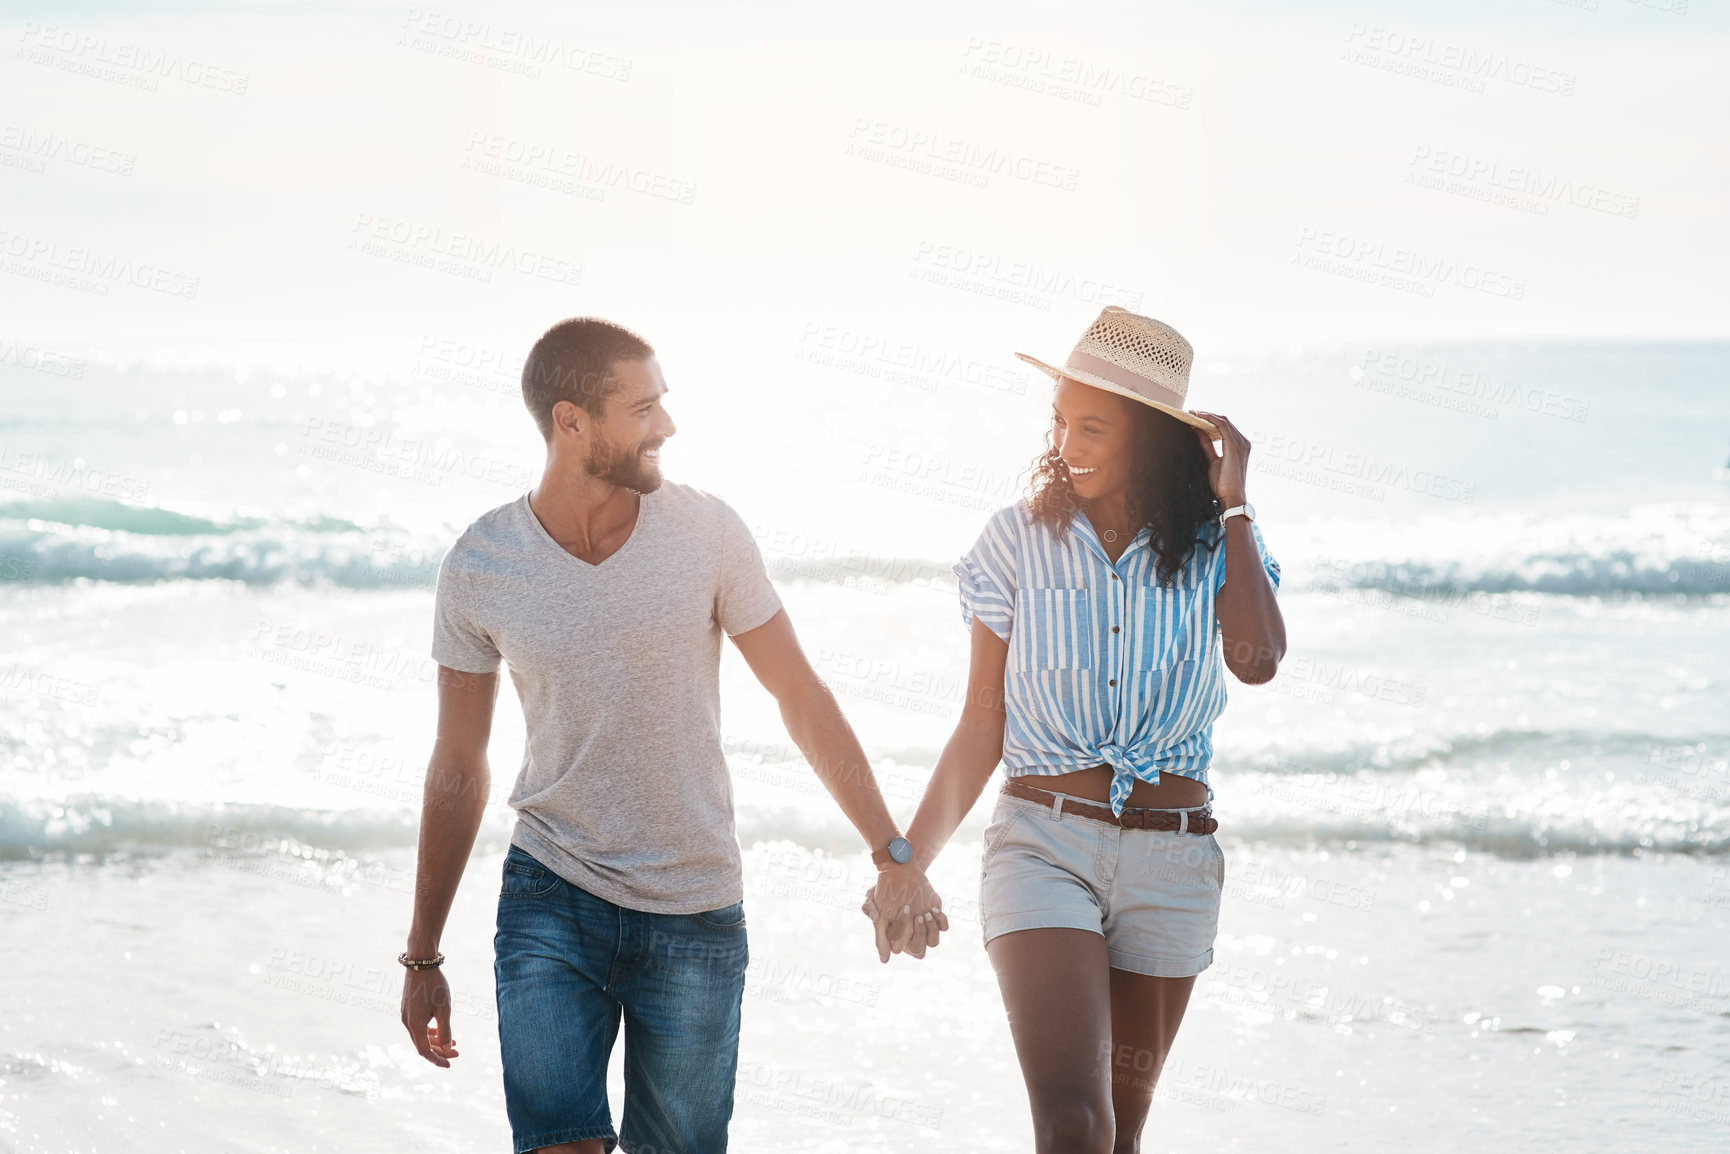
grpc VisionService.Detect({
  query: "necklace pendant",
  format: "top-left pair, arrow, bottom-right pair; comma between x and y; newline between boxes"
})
1102,529 -> 1118,543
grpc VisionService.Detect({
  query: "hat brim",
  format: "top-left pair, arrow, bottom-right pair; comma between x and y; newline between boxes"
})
1015,353 -> 1219,438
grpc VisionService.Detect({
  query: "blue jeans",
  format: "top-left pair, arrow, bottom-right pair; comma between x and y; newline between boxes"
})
493,844 -> 749,1154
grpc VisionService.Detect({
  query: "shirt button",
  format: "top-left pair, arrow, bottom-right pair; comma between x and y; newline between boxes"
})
1109,679 -> 1117,687
1112,626 -> 1120,633
1111,574 -> 1118,581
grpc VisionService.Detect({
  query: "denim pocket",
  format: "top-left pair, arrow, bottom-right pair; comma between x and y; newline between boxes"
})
695,901 -> 747,930
500,847 -> 560,898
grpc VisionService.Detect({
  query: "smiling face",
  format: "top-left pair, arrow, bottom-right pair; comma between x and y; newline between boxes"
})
1052,376 -> 1140,505
580,357 -> 677,493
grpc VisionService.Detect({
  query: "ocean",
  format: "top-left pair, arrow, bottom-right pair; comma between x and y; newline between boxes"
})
2,335 -> 1728,1151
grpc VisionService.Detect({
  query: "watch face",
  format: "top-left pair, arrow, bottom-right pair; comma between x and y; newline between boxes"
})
889,836 -> 913,864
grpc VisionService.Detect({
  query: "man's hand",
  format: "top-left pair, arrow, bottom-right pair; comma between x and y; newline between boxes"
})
862,865 -> 948,963
400,966 -> 460,1067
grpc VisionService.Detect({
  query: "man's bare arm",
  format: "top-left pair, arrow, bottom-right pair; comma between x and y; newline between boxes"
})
400,665 -> 498,1067
728,610 -> 946,955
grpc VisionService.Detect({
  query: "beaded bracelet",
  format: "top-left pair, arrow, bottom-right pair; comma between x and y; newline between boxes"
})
398,951 -> 446,970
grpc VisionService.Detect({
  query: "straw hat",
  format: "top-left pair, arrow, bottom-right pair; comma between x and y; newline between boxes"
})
1016,307 -> 1217,436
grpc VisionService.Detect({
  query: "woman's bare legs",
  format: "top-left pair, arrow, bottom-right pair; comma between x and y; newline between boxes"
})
988,928 -> 1117,1153
1104,970 -> 1196,1153
988,928 -> 1198,1154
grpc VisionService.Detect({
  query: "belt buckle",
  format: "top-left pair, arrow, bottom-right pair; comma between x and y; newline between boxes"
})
1117,806 -> 1135,830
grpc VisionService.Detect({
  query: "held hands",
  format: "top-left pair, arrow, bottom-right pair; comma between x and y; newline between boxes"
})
1189,410 -> 1250,509
860,862 -> 949,963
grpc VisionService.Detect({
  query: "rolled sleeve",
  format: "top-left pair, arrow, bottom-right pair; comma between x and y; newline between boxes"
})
955,505 -> 1022,641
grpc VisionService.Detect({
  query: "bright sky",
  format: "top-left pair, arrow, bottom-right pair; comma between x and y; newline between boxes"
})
3,0 -> 1725,354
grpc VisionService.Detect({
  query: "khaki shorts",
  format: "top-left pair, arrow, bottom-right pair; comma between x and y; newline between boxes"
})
978,788 -> 1225,978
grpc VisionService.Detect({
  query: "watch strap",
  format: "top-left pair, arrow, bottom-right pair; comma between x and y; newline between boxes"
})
1220,503 -> 1254,525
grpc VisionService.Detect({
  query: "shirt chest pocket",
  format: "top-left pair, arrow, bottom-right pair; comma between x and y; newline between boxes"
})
1131,578 -> 1214,671
1011,588 -> 1094,673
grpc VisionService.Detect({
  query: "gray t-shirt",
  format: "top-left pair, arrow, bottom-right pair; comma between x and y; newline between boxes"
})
430,482 -> 783,914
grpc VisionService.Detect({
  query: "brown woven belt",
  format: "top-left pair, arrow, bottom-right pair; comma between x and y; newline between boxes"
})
1001,778 -> 1219,835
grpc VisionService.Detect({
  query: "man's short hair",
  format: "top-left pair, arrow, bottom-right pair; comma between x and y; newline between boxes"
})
521,318 -> 655,440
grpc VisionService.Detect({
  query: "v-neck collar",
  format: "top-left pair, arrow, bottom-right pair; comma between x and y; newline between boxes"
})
522,489 -> 654,572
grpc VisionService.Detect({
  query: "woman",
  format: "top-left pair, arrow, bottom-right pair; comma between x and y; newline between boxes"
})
866,307 -> 1286,1153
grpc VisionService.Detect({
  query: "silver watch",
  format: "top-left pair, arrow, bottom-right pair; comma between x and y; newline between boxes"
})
1219,503 -> 1255,526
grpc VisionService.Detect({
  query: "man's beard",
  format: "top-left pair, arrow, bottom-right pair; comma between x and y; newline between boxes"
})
585,430 -> 663,493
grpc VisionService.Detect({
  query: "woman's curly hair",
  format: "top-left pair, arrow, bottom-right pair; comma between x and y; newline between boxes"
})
1028,402 -> 1222,586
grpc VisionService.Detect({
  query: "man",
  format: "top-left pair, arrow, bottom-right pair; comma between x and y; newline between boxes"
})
398,317 -> 946,1154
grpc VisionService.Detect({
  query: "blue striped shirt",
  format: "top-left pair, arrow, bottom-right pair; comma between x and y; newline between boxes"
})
953,501 -> 1280,815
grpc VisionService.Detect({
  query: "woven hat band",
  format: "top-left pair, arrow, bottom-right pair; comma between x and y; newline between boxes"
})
1063,349 -> 1187,411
